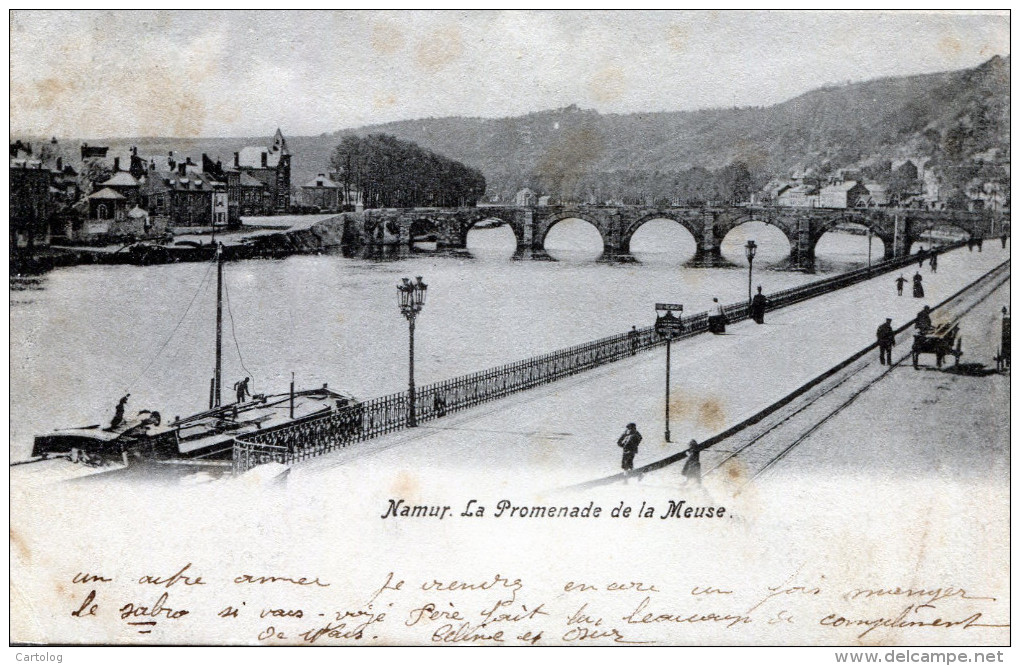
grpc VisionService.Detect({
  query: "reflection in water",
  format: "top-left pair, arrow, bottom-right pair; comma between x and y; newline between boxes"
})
720,221 -> 791,266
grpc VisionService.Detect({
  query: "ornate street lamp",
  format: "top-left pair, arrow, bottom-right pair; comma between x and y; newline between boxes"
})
745,240 -> 758,304
654,303 -> 684,443
397,276 -> 428,427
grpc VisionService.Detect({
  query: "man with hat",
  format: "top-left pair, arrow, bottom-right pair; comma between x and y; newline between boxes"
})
876,318 -> 896,366
616,423 -> 643,480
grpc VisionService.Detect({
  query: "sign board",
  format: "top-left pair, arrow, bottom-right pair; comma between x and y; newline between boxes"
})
655,311 -> 685,336
655,302 -> 684,312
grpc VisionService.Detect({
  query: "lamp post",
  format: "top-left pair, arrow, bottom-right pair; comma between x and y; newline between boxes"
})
654,303 -> 684,443
397,276 -> 428,427
745,240 -> 757,304
867,227 -> 873,270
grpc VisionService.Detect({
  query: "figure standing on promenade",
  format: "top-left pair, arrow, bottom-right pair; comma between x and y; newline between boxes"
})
708,298 -> 727,334
682,439 -> 707,486
915,306 -> 933,334
110,393 -> 130,429
750,286 -> 768,324
876,318 -> 895,365
977,237 -> 983,252
913,272 -> 925,298
629,325 -> 639,355
895,274 -> 907,296
918,250 -> 926,268
930,252 -> 938,273
617,423 -> 642,481
1001,233 -> 1008,249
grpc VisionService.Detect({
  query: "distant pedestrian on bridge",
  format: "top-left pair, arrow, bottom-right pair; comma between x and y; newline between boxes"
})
912,272 -> 925,299
682,439 -> 708,486
895,274 -> 907,296
750,286 -> 768,324
617,423 -> 642,481
876,318 -> 896,365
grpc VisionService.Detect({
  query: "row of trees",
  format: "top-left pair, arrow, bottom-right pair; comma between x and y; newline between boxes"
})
501,161 -> 759,206
329,134 -> 486,209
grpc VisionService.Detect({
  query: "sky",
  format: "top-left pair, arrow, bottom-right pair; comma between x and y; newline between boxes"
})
9,10 -> 1010,139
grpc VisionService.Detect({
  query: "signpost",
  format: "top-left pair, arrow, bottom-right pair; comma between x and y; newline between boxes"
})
654,303 -> 684,442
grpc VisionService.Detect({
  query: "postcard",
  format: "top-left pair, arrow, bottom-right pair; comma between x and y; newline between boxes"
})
9,10 -> 1010,650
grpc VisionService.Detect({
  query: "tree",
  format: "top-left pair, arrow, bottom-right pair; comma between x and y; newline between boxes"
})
329,134 -> 485,209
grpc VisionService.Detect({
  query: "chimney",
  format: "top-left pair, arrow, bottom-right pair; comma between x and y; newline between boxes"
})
178,162 -> 187,176
234,152 -> 239,167
114,157 -> 120,172
56,157 -> 62,171
261,151 -> 267,168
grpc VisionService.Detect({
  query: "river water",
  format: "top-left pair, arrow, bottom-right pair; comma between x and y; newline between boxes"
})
10,222 -> 887,456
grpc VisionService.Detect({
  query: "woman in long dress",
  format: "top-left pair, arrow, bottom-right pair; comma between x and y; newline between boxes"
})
912,272 -> 925,298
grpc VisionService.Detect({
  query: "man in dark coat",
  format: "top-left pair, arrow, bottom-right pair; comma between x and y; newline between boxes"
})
916,306 -> 933,334
750,286 -> 767,324
682,439 -> 707,486
876,318 -> 895,365
617,423 -> 642,480
895,275 -> 907,296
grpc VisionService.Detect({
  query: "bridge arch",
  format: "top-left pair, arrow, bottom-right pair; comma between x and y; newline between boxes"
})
458,214 -> 522,248
715,215 -> 795,263
537,212 -> 609,253
905,222 -> 972,254
620,214 -> 701,254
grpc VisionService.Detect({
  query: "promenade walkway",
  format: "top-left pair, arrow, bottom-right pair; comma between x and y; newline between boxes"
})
290,242 -> 1009,495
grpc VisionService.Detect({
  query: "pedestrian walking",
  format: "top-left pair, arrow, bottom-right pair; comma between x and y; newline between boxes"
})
110,393 -> 130,429
876,318 -> 895,365
912,272 -> 925,298
930,252 -> 937,273
977,237 -> 983,252
1001,233 -> 1008,249
617,423 -> 643,480
915,305 -> 933,334
708,298 -> 727,334
681,439 -> 707,486
750,286 -> 767,324
918,250 -> 926,268
895,274 -> 907,296
629,325 -> 639,355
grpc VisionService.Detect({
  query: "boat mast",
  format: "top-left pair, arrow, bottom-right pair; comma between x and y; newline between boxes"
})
214,242 -> 223,408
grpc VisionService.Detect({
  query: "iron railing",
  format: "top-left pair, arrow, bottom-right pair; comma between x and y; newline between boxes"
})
233,242 -> 965,474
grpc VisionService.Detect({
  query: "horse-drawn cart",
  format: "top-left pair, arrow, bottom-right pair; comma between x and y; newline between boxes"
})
911,323 -> 963,369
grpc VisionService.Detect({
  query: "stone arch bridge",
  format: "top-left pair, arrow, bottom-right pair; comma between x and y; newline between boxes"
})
342,205 -> 1007,270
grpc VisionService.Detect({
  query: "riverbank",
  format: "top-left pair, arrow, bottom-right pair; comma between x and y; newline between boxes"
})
10,214 -> 347,273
